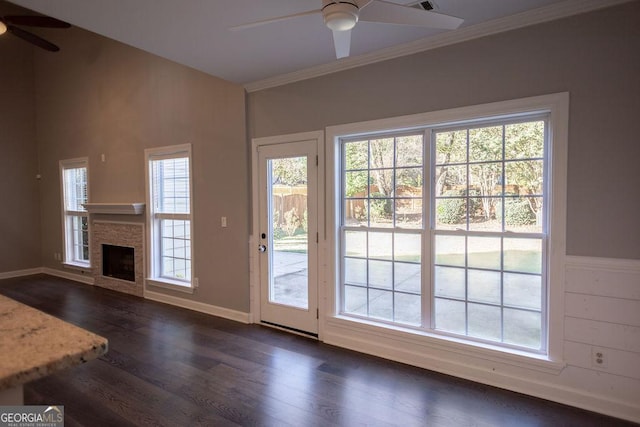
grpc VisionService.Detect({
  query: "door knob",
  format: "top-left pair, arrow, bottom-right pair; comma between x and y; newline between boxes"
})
258,244 -> 267,252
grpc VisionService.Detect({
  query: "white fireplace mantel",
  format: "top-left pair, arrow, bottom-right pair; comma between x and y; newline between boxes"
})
83,203 -> 145,215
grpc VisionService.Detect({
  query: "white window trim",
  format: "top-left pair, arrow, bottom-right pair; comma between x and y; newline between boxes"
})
324,93 -> 568,371
59,157 -> 90,269
144,143 -> 195,293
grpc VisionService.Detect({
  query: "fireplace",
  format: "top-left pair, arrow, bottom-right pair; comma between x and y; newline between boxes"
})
102,244 -> 135,282
91,220 -> 145,297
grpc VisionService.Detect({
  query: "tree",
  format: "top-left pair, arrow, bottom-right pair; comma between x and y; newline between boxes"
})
435,130 -> 466,197
369,138 -> 394,196
344,135 -> 423,197
469,126 -> 503,220
504,122 -> 544,220
434,121 -> 545,224
271,156 -> 307,186
344,140 -> 369,197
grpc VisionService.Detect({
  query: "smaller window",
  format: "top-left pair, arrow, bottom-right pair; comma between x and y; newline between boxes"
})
60,158 -> 89,267
146,144 -> 193,290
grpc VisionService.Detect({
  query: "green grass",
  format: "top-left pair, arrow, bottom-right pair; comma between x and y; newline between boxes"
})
436,250 -> 541,273
274,235 -> 308,253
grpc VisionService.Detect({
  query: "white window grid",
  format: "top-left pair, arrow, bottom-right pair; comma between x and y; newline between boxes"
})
148,152 -> 192,284
340,132 -> 425,326
61,163 -> 89,265
338,115 -> 550,353
430,116 -> 549,352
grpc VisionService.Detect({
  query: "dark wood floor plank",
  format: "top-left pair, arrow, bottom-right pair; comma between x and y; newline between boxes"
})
205,359 -> 424,426
0,274 -> 636,427
25,374 -> 139,427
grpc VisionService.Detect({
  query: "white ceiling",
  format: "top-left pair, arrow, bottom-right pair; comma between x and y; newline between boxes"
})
5,0 -> 627,89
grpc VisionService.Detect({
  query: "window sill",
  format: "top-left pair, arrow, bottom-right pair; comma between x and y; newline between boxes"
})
145,278 -> 194,294
62,262 -> 91,272
326,315 -> 566,375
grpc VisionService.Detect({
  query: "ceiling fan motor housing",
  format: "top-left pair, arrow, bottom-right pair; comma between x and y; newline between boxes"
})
322,1 -> 359,31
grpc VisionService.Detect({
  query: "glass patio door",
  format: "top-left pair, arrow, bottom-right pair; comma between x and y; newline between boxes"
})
257,139 -> 318,335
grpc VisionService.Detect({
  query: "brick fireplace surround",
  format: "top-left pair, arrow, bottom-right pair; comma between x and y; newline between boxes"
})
90,220 -> 145,297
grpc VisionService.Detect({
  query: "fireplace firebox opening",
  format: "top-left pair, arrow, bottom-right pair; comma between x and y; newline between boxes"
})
102,244 -> 135,282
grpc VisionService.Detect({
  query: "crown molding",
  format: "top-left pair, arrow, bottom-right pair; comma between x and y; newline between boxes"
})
244,0 -> 634,93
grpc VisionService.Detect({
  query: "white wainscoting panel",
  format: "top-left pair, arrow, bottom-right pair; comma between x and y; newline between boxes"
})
562,256 -> 640,416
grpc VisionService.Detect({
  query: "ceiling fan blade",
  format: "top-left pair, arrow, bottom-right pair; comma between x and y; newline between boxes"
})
354,0 -> 374,9
8,25 -> 60,51
230,8 -> 321,31
360,0 -> 463,30
4,15 -> 70,28
332,29 -> 352,59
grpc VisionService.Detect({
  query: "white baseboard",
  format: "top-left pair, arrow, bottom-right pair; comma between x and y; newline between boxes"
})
144,289 -> 250,324
3,267 -> 250,324
0,267 -> 44,279
0,267 -> 95,285
42,267 -> 95,285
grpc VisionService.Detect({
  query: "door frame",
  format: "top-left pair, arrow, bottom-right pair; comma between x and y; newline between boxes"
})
250,130 -> 325,338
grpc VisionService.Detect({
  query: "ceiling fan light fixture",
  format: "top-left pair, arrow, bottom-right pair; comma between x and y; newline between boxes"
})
0,21 -> 6,35
323,2 -> 359,31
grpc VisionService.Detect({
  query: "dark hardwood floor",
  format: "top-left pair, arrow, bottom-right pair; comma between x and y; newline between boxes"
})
0,274 -> 634,427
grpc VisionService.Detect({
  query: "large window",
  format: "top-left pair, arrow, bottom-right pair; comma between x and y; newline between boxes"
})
339,111 -> 554,354
432,118 -> 546,350
60,158 -> 89,267
146,144 -> 193,290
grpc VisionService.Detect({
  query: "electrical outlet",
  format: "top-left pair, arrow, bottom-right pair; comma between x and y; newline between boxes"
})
592,347 -> 607,369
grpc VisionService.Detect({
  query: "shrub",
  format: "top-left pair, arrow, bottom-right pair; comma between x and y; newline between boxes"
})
272,226 -> 286,240
272,209 -> 286,239
437,190 -> 466,224
283,208 -> 301,236
369,193 -> 392,221
497,198 -> 536,226
301,209 -> 308,233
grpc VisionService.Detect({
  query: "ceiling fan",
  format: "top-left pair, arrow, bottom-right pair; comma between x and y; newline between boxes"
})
0,14 -> 71,52
231,0 -> 463,59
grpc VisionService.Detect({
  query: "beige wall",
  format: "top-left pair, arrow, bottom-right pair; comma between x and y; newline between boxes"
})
0,2 -> 41,272
248,1 -> 640,260
32,26 -> 249,311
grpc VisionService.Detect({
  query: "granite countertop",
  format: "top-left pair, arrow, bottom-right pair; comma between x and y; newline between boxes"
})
0,294 -> 108,390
